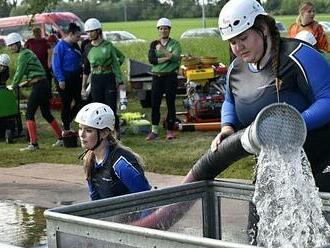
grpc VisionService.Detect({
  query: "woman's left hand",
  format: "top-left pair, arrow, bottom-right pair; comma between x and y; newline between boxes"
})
210,126 -> 235,152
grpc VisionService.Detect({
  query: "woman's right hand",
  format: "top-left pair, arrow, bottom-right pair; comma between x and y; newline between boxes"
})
210,126 -> 235,152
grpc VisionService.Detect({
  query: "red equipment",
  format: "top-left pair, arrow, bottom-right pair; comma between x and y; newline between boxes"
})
178,58 -> 227,128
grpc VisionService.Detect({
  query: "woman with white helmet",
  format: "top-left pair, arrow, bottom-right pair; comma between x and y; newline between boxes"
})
75,102 -> 151,200
132,0 -> 330,243
81,18 -> 125,138
0,53 -> 10,86
6,32 -> 63,151
146,17 -> 182,141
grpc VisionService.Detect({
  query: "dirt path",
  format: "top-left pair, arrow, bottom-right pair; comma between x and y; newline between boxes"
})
0,163 -> 184,209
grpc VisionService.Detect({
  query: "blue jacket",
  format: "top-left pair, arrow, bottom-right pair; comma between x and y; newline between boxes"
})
222,38 -> 330,131
87,142 -> 151,201
52,39 -> 82,82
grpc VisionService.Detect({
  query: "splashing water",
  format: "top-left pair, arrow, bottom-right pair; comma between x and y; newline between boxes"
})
253,146 -> 330,247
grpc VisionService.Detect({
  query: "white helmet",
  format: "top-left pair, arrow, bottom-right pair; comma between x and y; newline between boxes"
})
75,102 -> 115,131
157,18 -> 171,28
218,0 -> 267,40
84,18 -> 102,32
5,32 -> 22,46
0,54 -> 10,66
295,30 -> 317,46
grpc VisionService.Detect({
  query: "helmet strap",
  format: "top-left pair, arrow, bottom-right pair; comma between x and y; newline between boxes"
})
91,129 -> 103,151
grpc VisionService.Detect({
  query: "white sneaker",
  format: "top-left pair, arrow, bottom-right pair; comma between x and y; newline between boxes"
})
20,144 -> 39,152
52,139 -> 64,147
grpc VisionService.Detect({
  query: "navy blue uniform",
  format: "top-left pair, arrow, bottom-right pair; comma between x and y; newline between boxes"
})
222,38 -> 330,131
87,142 -> 151,200
221,38 -> 330,191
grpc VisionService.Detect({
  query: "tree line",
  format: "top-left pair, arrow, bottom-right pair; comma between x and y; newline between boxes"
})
0,0 -> 329,21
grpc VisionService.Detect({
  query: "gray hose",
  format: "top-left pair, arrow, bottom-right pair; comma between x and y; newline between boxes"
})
191,129 -> 249,180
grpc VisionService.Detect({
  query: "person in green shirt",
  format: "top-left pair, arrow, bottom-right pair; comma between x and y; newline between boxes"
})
5,32 -> 63,151
82,18 -> 125,139
146,17 -> 182,141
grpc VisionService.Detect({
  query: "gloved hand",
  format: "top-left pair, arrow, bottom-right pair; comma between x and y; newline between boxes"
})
120,99 -> 127,111
119,88 -> 127,111
59,81 -> 65,90
210,125 -> 234,152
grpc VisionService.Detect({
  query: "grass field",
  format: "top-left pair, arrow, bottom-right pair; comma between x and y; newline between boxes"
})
102,15 -> 330,41
0,15 -> 329,181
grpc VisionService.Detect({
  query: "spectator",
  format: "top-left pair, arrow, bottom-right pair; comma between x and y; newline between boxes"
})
146,17 -> 182,141
24,27 -> 52,86
52,23 -> 83,133
75,102 -> 151,200
82,18 -> 125,139
288,1 -> 328,52
80,37 -> 125,104
6,32 -> 63,151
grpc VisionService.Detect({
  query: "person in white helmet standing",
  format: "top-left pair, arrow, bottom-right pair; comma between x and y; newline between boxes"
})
146,17 -> 182,141
5,32 -> 63,151
81,18 -> 125,139
0,53 -> 10,86
75,102 -> 151,201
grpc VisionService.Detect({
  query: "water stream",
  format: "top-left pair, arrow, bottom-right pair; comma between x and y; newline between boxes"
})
253,146 -> 330,247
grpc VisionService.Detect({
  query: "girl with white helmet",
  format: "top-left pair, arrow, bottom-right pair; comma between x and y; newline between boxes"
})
6,32 -> 63,151
81,18 -> 125,138
133,0 -> 330,242
0,53 -> 10,86
75,102 -> 151,200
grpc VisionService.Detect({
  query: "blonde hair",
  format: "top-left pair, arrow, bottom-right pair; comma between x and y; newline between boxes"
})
296,1 -> 315,25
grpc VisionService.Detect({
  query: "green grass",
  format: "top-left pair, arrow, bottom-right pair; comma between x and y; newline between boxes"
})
102,14 -> 330,41
0,95 -> 256,180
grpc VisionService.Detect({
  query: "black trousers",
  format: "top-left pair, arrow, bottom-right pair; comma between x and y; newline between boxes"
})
26,79 -> 54,123
57,70 -> 82,130
90,73 -> 119,130
151,73 -> 177,130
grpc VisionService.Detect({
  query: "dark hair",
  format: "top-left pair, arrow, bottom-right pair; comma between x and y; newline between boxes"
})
253,15 -> 282,91
68,22 -> 81,34
32,27 -> 42,38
